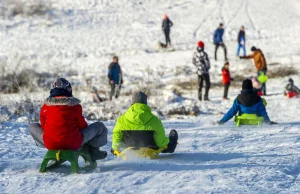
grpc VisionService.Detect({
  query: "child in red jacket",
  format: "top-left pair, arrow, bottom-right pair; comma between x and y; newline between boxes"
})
222,62 -> 232,100
29,78 -> 108,161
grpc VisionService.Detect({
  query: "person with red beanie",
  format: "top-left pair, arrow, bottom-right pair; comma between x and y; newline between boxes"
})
29,77 -> 108,161
222,62 -> 232,100
193,41 -> 211,101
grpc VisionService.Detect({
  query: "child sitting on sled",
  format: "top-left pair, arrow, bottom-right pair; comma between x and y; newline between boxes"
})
284,78 -> 300,98
29,77 -> 108,161
111,92 -> 178,156
217,79 -> 271,125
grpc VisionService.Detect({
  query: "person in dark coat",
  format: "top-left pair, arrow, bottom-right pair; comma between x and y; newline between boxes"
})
284,78 -> 300,97
236,26 -> 246,56
218,79 -> 271,125
162,14 -> 173,47
193,41 -> 211,101
213,23 -> 227,61
108,56 -> 123,101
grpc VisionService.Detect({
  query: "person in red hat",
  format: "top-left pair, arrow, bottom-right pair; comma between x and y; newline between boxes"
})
193,41 -> 211,101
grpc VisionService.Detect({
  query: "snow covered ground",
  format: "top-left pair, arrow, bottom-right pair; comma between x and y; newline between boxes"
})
1,0 -> 300,193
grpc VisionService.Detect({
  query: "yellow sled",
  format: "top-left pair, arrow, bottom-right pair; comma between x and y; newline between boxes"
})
114,147 -> 166,160
235,114 -> 264,127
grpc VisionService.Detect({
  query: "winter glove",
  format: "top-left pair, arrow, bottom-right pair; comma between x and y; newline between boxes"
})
270,121 -> 278,125
230,78 -> 234,81
216,121 -> 225,125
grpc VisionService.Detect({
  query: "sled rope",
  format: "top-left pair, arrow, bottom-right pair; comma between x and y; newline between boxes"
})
56,150 -> 61,161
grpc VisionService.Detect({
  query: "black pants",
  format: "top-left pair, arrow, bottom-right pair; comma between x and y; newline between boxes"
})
164,30 -> 171,46
198,74 -> 211,100
223,83 -> 230,98
258,69 -> 267,95
110,84 -> 121,100
215,43 -> 227,61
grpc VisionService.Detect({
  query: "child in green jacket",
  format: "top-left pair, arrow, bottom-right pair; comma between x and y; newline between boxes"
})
111,92 -> 178,154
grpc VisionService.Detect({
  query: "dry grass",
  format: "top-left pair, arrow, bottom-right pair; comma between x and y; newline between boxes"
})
268,66 -> 298,78
1,0 -> 51,18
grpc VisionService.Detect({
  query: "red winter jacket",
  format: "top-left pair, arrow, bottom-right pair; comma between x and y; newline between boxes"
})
222,68 -> 231,85
40,97 -> 87,150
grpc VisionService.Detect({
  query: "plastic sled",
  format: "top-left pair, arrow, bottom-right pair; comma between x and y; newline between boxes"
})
258,72 -> 268,83
39,147 -> 97,173
114,147 -> 166,160
235,114 -> 264,127
287,91 -> 297,98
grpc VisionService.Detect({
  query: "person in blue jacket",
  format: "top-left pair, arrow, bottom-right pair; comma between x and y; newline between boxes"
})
108,56 -> 123,101
218,79 -> 271,125
213,23 -> 227,61
236,26 -> 246,57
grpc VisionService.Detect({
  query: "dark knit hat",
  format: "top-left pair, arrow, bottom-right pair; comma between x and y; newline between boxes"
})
132,92 -> 147,105
242,79 -> 253,90
251,46 -> 257,51
50,77 -> 72,97
288,78 -> 294,83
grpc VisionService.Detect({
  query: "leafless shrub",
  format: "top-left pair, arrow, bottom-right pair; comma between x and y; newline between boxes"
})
0,0 -> 51,18
165,105 -> 200,116
0,69 -> 41,93
268,66 -> 298,78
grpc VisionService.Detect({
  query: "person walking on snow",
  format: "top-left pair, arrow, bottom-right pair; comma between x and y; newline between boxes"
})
240,46 -> 268,95
108,56 -> 123,101
162,14 -> 173,47
236,26 -> 246,56
193,41 -> 211,101
222,62 -> 233,100
213,23 -> 227,61
111,92 -> 178,154
28,78 -> 108,161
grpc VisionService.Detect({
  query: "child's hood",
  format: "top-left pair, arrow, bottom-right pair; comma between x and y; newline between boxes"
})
44,97 -> 81,106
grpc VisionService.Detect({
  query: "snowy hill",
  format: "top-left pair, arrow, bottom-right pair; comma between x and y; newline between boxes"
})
1,0 -> 300,193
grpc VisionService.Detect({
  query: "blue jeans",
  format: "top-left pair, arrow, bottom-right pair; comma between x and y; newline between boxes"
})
236,44 -> 246,56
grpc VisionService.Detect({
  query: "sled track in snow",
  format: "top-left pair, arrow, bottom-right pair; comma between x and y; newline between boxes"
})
192,2 -> 218,40
225,0 -> 245,27
245,0 -> 257,31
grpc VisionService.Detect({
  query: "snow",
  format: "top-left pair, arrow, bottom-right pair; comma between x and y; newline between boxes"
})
1,0 -> 300,193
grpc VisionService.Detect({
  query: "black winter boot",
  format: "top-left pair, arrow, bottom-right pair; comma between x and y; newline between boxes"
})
88,146 -> 107,161
198,92 -> 202,101
162,129 -> 178,153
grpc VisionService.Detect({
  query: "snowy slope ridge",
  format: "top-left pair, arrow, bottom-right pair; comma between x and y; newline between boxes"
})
1,0 -> 300,193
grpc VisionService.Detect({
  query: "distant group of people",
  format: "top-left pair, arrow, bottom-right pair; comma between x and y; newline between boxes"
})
192,21 -> 268,101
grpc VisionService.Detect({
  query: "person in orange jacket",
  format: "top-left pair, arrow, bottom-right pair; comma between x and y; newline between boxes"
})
240,46 -> 267,95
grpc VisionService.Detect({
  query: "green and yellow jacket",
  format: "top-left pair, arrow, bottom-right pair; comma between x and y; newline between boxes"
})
112,103 -> 169,150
